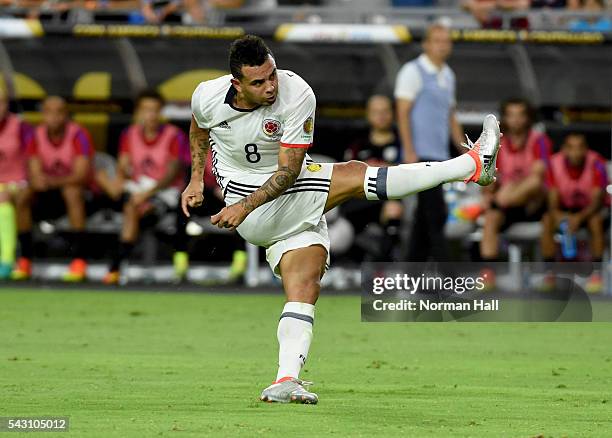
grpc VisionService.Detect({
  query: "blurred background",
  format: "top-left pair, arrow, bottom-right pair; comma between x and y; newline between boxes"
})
0,0 -> 610,291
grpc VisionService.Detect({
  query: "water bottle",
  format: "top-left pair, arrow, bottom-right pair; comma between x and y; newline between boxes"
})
559,219 -> 577,260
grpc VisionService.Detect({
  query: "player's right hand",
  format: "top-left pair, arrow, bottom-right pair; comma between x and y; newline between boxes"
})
181,180 -> 204,217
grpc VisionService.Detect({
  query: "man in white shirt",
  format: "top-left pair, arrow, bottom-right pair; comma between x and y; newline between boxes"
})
395,23 -> 466,262
182,35 -> 501,404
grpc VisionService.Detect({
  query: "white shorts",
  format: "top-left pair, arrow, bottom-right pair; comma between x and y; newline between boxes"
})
223,162 -> 333,278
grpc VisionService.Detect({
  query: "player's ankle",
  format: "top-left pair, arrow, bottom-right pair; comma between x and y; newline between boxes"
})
275,376 -> 295,384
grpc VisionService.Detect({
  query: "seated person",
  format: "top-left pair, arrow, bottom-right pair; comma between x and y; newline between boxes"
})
462,0 -> 530,29
531,0 -> 576,7
480,98 -> 552,264
12,96 -> 93,282
174,151 -> 247,282
103,90 -> 186,284
541,133 -> 608,292
140,0 -> 181,23
0,89 -> 34,279
344,95 -> 403,261
180,0 -> 276,25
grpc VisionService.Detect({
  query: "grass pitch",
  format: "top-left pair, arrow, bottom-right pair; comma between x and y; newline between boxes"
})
1,288 -> 611,437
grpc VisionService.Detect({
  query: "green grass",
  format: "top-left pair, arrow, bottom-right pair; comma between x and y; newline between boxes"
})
1,288 -> 612,437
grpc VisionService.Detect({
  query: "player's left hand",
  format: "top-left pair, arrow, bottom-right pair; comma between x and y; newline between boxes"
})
211,203 -> 248,231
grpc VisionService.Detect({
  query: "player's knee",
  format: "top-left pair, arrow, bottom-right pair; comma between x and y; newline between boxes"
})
494,193 -> 510,210
346,160 -> 367,171
333,160 -> 367,199
62,185 -> 82,203
484,210 -> 502,230
336,160 -> 366,177
285,277 -> 321,301
337,159 -> 365,173
15,189 -> 32,209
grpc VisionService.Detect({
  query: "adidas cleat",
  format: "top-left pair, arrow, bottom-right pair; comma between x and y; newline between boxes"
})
464,114 -> 501,186
260,377 -> 318,404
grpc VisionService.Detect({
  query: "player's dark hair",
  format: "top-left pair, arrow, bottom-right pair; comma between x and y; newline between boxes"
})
135,89 -> 165,108
500,98 -> 536,128
229,35 -> 273,79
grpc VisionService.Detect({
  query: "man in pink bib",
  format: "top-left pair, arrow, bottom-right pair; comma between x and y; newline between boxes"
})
13,96 -> 93,282
541,133 -> 608,293
480,98 -> 552,266
0,89 -> 34,279
103,90 -> 186,285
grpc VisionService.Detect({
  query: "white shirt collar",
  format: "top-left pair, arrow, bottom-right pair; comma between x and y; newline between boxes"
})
418,54 -> 446,74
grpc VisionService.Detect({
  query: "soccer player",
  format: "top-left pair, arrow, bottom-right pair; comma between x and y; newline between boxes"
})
181,35 -> 501,404
13,96 -> 93,282
0,89 -> 34,279
541,133 -> 608,292
103,90 -> 186,285
480,98 -> 552,265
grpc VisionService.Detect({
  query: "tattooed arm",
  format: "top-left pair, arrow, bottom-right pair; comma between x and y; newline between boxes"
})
189,114 -> 210,181
240,146 -> 306,214
211,146 -> 307,230
180,115 -> 210,217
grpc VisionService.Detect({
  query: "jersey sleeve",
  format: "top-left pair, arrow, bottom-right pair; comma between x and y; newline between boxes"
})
280,89 -> 316,148
191,82 -> 210,129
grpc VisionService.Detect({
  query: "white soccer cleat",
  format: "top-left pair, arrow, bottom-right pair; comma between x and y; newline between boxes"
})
260,377 -> 319,404
463,114 -> 501,186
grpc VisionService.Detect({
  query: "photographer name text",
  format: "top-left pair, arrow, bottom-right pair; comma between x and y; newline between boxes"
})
372,299 -> 499,312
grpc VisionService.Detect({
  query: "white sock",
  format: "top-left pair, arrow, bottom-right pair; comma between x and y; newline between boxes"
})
276,301 -> 315,382
364,153 -> 477,200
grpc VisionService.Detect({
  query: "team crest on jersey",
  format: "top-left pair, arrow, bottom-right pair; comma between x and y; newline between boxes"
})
262,119 -> 282,139
303,117 -> 314,135
307,163 -> 322,172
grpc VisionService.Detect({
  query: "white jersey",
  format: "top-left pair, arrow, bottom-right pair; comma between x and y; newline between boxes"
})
191,70 -> 316,188
191,69 -> 331,277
